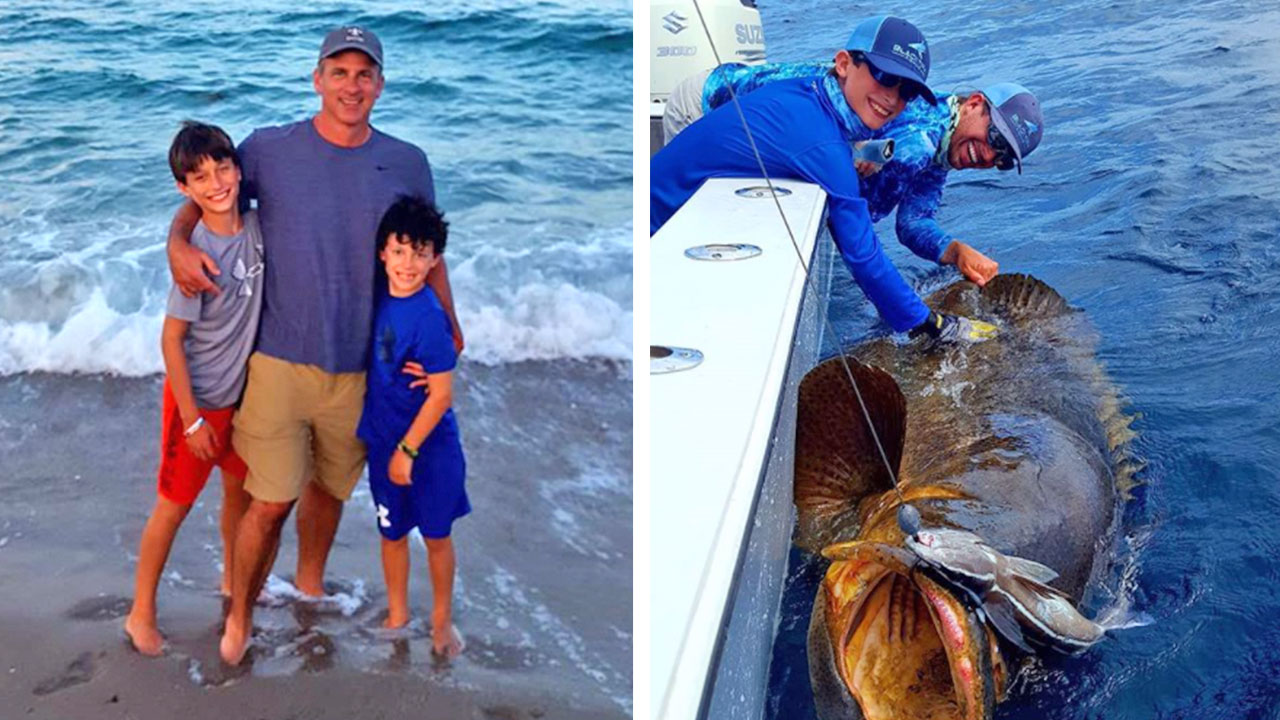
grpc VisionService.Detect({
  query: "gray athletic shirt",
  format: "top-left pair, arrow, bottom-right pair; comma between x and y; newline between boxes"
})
165,212 -> 265,409
238,120 -> 435,373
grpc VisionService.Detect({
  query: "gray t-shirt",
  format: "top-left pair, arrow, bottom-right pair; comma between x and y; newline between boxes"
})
165,211 -> 265,409
238,120 -> 435,373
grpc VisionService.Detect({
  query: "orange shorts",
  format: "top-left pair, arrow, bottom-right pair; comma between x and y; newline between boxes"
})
158,380 -> 247,505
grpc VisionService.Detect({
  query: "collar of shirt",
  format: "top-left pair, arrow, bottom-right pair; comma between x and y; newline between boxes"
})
821,74 -> 873,142
934,94 -> 963,167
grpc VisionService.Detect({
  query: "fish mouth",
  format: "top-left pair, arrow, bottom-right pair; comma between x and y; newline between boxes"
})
815,542 -> 1006,720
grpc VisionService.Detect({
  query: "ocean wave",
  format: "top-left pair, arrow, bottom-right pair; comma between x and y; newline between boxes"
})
0,280 -> 631,377
459,282 -> 632,366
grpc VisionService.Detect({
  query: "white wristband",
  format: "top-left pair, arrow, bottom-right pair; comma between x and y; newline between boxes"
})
183,416 -> 206,437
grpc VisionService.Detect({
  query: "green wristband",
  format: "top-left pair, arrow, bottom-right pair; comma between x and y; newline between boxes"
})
397,441 -> 419,459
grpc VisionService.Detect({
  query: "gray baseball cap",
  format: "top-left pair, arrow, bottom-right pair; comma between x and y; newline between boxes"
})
319,26 -> 383,68
983,82 -> 1043,174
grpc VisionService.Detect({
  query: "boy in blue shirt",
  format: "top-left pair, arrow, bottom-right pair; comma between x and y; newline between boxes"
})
357,195 -> 469,658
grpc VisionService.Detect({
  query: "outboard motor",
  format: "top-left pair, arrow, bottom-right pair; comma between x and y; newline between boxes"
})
650,0 -> 766,155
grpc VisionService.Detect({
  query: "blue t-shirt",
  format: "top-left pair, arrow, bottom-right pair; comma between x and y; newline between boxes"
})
651,77 -> 930,332
238,119 -> 435,373
356,285 -> 460,451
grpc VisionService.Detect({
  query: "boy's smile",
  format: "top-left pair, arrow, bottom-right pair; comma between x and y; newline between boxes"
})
380,234 -> 439,298
177,156 -> 241,218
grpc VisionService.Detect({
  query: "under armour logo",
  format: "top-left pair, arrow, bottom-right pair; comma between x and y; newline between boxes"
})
231,254 -> 265,297
377,504 -> 391,528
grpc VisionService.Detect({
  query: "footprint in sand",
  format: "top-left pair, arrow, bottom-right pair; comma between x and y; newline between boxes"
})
33,651 -> 97,696
465,636 -> 538,671
481,705 -> 547,720
65,595 -> 132,621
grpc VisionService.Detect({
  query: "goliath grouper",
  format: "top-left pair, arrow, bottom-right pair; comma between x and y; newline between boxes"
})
794,274 -> 1142,720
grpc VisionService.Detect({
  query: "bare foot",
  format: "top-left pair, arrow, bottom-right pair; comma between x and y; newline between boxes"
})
219,617 -> 252,665
383,610 -> 409,630
294,577 -> 325,599
123,615 -> 165,657
431,624 -> 465,659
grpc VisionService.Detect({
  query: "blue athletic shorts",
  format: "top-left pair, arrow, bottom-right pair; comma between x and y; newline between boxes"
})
366,439 -> 469,540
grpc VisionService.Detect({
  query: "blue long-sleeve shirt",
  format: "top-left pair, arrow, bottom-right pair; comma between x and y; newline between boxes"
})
702,63 -> 956,264
651,77 -> 930,332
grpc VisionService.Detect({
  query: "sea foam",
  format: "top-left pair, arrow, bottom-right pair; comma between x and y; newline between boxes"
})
0,280 -> 630,376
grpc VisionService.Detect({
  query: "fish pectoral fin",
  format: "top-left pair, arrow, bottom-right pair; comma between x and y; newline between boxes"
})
795,357 -> 907,550
981,591 -> 1034,653
1002,555 -> 1060,585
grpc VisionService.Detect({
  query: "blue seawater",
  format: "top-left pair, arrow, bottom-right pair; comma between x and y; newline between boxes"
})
754,1 -> 1280,718
0,0 -> 632,373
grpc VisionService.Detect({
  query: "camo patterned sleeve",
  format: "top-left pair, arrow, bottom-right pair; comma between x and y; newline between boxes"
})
702,61 -> 834,114
861,97 -> 953,262
893,163 -> 951,263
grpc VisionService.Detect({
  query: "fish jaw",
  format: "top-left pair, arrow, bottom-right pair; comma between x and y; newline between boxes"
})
810,543 -> 1003,720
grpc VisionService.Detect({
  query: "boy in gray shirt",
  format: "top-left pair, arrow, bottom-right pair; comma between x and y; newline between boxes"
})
124,122 -> 264,656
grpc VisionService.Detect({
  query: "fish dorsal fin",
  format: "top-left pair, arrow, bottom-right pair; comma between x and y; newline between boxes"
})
794,356 -> 906,550
980,273 -> 1073,320
1000,575 -> 1105,652
1001,554 -> 1060,585
981,591 -> 1035,653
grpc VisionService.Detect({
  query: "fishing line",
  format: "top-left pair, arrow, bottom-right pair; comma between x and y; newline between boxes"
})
687,1 -> 909,510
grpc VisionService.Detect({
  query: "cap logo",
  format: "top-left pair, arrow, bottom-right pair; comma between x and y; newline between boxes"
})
662,11 -> 688,34
345,27 -> 364,42
1010,113 -> 1033,148
891,43 -> 927,75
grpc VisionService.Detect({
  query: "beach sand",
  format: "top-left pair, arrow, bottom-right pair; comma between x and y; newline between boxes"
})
0,360 -> 632,719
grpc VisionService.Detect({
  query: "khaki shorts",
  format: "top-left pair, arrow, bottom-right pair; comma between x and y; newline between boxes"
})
233,352 -> 367,504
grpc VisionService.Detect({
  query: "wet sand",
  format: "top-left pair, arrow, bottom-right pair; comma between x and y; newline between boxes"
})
0,360 -> 632,719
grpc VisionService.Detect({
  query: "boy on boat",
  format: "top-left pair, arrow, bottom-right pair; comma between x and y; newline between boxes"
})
651,16 -> 996,343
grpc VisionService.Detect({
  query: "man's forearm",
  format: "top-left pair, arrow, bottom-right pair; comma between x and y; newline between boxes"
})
167,199 -> 202,251
427,258 -> 463,336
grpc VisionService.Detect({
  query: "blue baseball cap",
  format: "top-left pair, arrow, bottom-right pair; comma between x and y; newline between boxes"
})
320,26 -> 384,68
845,16 -> 937,105
983,82 -> 1043,174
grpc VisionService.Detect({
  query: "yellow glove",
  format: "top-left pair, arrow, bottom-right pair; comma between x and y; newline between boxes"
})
910,311 -> 999,344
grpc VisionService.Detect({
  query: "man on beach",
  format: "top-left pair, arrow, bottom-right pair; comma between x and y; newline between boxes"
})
166,26 -> 462,664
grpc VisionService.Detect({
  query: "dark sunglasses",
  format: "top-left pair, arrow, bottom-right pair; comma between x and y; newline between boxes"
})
986,118 -> 1017,171
850,52 -> 924,102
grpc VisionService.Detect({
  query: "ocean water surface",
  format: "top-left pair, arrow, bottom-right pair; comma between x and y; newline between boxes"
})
753,0 -> 1280,718
0,0 -> 632,372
